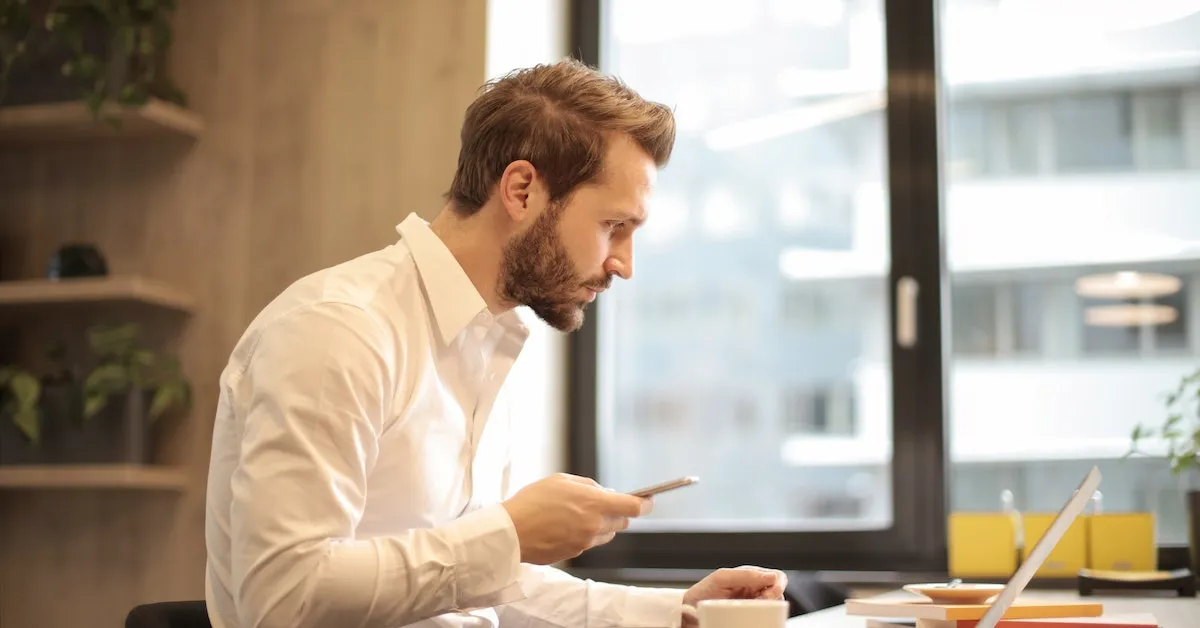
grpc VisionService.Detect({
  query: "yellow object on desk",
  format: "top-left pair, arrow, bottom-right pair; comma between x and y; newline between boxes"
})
1087,512 -> 1157,572
1023,513 -> 1088,578
948,512 -> 1019,578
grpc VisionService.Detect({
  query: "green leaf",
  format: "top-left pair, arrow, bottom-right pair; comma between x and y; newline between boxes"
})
88,323 -> 140,357
5,369 -> 40,442
149,386 -> 175,420
9,371 -> 38,407
84,363 -> 129,395
83,392 -> 108,420
1171,454 -> 1199,475
12,406 -> 38,443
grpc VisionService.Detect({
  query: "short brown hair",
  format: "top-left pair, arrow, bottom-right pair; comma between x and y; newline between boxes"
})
448,58 -> 676,215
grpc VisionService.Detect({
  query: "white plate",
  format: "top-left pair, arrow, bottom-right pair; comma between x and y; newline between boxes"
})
902,582 -> 1005,604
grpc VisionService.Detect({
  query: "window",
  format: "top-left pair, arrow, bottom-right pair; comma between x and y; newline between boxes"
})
1052,94 -> 1134,173
569,0 -> 946,571
946,89 -> 1190,179
941,1 -> 1200,555
569,0 -> 1195,571
782,385 -> 857,437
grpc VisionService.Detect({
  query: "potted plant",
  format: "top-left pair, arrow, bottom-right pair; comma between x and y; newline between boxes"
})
1128,367 -> 1200,573
60,322 -> 191,464
0,364 -> 41,463
0,342 -> 89,464
0,0 -> 187,121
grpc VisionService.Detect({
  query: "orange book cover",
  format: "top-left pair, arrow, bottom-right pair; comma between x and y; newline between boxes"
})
866,616 -> 1157,628
846,598 -> 1106,621
963,614 -> 1160,627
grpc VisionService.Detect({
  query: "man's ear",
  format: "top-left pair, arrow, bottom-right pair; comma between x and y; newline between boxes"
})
498,160 -> 538,221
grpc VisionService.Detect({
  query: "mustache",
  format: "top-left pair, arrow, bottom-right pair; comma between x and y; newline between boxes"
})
584,276 -> 613,291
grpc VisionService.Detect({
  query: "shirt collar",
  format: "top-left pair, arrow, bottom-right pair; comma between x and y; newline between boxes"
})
395,213 -> 528,345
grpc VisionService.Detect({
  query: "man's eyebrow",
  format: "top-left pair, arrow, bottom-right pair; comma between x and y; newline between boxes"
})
616,208 -> 646,226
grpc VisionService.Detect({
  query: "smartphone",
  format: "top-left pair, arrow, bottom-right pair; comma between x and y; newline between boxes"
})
629,476 -> 699,498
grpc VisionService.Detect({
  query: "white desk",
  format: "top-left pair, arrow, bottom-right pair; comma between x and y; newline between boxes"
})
785,591 -> 1199,628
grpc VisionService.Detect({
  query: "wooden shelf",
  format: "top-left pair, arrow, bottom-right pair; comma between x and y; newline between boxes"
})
0,275 -> 195,313
0,465 -> 187,490
0,98 -> 204,143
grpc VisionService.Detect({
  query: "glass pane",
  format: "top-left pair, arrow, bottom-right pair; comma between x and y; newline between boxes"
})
940,1 -> 1200,545
596,0 -> 893,532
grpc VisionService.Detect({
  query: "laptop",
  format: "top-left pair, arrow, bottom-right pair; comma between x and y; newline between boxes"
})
807,465 -> 1103,628
974,464 -> 1103,628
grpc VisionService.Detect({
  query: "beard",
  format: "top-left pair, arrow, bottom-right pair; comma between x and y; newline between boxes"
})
499,203 -> 610,332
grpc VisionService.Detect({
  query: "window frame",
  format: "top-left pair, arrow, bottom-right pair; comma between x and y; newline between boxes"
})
566,0 -> 948,572
564,0 -> 1191,574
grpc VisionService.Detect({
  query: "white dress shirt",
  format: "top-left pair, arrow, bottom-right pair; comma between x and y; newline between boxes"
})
204,212 -> 686,628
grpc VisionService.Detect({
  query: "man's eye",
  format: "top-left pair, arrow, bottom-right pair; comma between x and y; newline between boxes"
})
606,220 -> 625,230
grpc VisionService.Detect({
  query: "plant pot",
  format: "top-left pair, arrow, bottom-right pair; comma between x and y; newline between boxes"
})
1,19 -> 118,107
58,388 -> 153,464
1189,490 -> 1200,574
0,381 -> 75,465
0,412 -> 43,465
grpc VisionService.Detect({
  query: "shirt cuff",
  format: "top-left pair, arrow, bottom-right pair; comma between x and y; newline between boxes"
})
446,503 -> 528,610
599,586 -> 687,628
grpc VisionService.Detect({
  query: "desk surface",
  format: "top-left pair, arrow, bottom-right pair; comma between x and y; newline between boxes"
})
785,591 -> 1199,628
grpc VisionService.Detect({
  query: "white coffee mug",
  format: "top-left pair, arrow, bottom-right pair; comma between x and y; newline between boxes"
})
681,599 -> 788,628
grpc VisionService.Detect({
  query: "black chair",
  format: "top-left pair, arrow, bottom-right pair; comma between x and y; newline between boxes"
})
783,571 -> 851,616
125,601 -> 212,628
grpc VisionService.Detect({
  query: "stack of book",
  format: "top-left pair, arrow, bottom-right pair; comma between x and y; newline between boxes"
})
846,597 -> 1160,628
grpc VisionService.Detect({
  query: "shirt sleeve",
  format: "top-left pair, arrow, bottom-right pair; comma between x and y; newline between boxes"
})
496,566 -> 687,628
227,301 -> 530,628
492,440 -> 686,628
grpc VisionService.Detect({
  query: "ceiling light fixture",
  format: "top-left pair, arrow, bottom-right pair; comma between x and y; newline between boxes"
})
1000,0 -> 1200,33
1084,304 -> 1178,327
1074,271 -> 1182,300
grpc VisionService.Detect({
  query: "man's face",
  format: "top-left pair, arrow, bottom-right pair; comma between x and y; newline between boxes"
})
499,134 -> 657,331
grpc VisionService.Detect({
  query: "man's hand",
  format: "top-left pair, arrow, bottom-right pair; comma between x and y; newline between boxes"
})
501,473 -> 652,565
682,566 -> 788,628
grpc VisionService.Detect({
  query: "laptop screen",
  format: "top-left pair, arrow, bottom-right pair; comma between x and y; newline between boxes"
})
974,465 -> 1103,628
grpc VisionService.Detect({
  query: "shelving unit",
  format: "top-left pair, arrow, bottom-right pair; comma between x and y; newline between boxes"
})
0,98 -> 204,143
0,275 -> 196,313
0,465 -> 188,491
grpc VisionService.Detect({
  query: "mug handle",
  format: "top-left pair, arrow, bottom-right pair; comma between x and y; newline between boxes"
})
681,604 -> 698,624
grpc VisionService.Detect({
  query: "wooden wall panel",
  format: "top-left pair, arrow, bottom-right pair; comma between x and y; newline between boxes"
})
0,1 -> 487,626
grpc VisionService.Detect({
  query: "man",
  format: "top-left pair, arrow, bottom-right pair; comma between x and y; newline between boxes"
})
204,58 -> 786,628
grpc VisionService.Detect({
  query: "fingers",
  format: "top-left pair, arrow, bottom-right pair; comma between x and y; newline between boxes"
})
586,514 -> 633,549
749,567 -> 786,598
722,566 -> 788,599
560,473 -> 601,487
592,530 -> 616,546
597,491 -> 650,517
